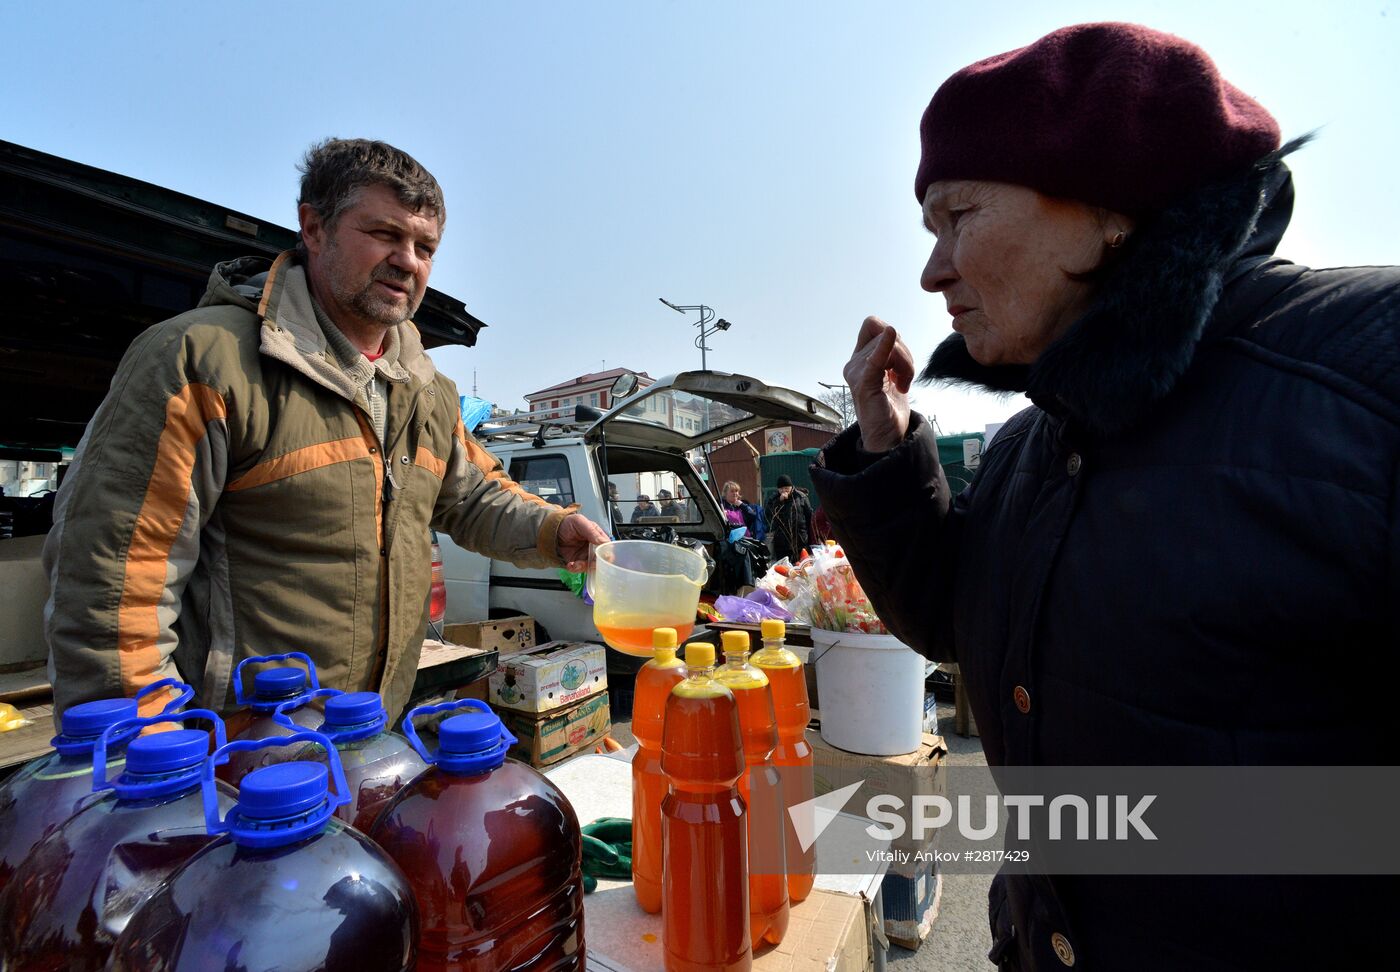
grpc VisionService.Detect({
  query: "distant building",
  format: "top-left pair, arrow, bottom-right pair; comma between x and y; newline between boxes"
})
524,368 -> 653,420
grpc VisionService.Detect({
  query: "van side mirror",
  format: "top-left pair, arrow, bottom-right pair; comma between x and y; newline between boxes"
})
609,373 -> 638,400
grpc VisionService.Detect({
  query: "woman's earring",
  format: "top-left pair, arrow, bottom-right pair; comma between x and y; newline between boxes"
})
1109,231 -> 1127,249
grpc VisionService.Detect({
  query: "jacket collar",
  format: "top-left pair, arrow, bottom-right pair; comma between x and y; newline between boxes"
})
207,251 -> 439,401
919,141 -> 1305,436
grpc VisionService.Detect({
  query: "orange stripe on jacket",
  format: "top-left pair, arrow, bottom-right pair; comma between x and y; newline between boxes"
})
415,446 -> 446,479
118,383 -> 228,713
227,437 -> 373,492
464,436 -> 554,509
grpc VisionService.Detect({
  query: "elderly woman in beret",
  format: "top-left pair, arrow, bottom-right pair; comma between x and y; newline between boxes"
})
812,22 -> 1398,972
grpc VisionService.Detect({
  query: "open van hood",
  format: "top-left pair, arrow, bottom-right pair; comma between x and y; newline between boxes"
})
585,370 -> 842,450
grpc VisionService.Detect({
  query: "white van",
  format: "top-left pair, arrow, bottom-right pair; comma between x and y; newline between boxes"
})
437,369 -> 842,644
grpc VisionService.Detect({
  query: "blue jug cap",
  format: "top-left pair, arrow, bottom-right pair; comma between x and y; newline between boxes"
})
204,730 -> 348,849
403,699 -> 517,776
254,667 -> 307,699
322,692 -> 387,742
62,698 -> 137,738
239,762 -> 330,818
94,709 -> 225,800
233,653 -> 320,710
53,678 -> 194,755
126,729 -> 210,776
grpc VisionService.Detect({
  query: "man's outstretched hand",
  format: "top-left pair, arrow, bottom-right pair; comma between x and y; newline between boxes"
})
558,513 -> 610,572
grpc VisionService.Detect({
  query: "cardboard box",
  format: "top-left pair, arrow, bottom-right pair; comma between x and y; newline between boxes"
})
883,857 -> 942,950
501,692 -> 611,767
489,641 -> 607,714
809,731 -> 946,854
444,616 -> 536,655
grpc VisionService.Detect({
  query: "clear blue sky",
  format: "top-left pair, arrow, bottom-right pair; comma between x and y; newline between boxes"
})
6,1 -> 1396,434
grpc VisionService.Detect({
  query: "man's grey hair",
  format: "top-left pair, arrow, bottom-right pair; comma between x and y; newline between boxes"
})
296,138 -> 445,260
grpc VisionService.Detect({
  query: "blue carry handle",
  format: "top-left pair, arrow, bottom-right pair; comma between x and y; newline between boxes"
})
233,652 -> 320,705
93,708 -> 226,797
271,688 -> 343,731
401,698 -> 517,766
202,731 -> 348,838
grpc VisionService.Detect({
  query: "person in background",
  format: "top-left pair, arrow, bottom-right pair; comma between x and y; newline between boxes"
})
608,482 -> 624,527
763,474 -> 812,564
656,488 -> 682,519
630,494 -> 658,522
810,22 -> 1397,971
719,480 -> 765,542
44,138 -> 608,726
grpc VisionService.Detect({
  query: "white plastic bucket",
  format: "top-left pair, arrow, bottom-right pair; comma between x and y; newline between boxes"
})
811,627 -> 925,756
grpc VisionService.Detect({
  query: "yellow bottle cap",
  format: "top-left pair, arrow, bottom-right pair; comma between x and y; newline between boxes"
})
760,619 -> 786,639
720,631 -> 750,655
652,627 -> 678,649
685,642 -> 716,668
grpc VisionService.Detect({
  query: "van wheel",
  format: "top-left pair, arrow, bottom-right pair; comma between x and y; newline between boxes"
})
489,608 -> 551,645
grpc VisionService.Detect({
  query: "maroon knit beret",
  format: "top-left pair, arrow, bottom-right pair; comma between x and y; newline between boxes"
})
915,22 -> 1281,217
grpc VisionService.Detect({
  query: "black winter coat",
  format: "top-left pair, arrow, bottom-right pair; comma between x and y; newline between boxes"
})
813,149 -> 1399,971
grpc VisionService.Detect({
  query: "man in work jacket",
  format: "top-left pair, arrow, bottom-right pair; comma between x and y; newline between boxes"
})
43,138 -> 609,724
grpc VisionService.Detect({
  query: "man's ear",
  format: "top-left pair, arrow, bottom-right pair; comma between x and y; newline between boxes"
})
298,203 -> 327,259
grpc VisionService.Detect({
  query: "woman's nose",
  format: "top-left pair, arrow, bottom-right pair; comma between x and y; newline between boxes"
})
921,239 -> 956,293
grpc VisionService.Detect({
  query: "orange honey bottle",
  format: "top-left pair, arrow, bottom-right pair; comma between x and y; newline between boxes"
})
662,642 -> 751,971
632,627 -> 688,914
714,630 -> 789,950
750,619 -> 816,902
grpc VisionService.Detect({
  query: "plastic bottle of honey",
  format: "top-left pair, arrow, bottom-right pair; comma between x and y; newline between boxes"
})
371,699 -> 585,970
714,630 -> 789,950
631,626 -> 688,914
217,652 -> 322,787
0,709 -> 235,970
0,677 -> 192,895
110,731 -> 417,970
662,641 -> 751,971
275,688 -> 427,833
749,618 -> 815,902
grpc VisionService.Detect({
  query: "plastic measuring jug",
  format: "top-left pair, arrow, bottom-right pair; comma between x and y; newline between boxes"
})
275,688 -> 428,833
110,731 -> 417,971
0,677 -> 193,895
590,540 -> 709,656
0,709 -> 235,970
217,652 -> 322,786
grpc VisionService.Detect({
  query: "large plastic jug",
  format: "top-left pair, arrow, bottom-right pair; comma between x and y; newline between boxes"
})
590,540 -> 708,656
217,652 -> 322,786
749,619 -> 815,903
662,642 -> 751,971
109,732 -> 418,971
0,709 -> 236,970
371,699 -> 586,971
275,688 -> 428,833
631,627 -> 687,914
715,631 -> 789,950
0,677 -> 192,895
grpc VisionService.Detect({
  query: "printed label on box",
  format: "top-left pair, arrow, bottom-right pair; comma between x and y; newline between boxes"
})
488,641 -> 607,713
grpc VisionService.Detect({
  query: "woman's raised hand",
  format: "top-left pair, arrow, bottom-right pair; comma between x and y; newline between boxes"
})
843,316 -> 914,452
